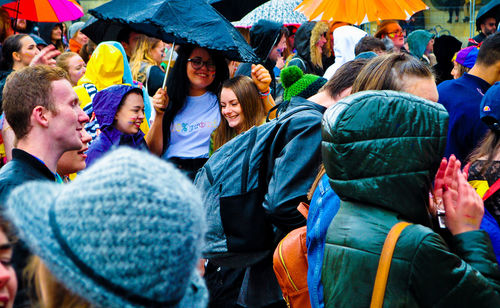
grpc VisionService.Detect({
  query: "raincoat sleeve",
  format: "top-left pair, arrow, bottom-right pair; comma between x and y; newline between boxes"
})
262,110 -> 322,233
410,230 -> 500,307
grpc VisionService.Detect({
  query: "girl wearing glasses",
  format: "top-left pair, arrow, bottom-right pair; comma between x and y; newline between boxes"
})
375,20 -> 406,53
146,44 -> 229,180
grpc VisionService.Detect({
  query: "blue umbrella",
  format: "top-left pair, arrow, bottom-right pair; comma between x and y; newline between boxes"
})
86,0 -> 258,63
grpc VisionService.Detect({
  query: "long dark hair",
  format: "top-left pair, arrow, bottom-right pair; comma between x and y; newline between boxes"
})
469,131 -> 500,174
0,33 -> 28,71
161,44 -> 229,153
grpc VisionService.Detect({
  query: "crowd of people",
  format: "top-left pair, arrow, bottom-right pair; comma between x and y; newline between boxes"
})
0,4 -> 496,308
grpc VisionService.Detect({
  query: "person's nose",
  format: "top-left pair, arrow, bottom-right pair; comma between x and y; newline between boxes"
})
0,264 -> 11,288
222,106 -> 231,116
78,107 -> 89,124
80,128 -> 91,144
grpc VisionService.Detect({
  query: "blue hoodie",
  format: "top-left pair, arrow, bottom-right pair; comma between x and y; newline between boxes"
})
85,85 -> 148,167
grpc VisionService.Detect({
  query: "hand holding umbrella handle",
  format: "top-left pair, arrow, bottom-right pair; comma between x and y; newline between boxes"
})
30,45 -> 61,67
152,88 -> 169,115
251,64 -> 271,94
162,42 -> 175,89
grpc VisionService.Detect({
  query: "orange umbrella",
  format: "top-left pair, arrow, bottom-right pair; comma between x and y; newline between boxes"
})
295,0 -> 428,25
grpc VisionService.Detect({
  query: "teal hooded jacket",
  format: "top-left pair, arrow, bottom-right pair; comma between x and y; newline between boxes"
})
321,91 -> 500,307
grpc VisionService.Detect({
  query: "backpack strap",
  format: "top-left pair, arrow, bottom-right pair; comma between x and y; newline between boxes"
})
297,202 -> 309,219
483,178 -> 500,201
370,221 -> 412,308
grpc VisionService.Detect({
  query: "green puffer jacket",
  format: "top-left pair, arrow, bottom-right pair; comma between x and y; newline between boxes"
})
321,91 -> 500,307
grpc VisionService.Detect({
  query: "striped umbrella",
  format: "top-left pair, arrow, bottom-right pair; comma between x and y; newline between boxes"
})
1,0 -> 83,22
295,0 -> 428,25
233,0 -> 307,28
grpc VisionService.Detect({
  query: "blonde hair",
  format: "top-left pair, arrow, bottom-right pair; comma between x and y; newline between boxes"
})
310,21 -> 330,69
56,51 -> 80,73
130,35 -> 162,82
25,256 -> 91,308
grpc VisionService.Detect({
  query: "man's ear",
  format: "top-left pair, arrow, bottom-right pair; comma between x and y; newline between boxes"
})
12,51 -> 21,62
31,106 -> 50,128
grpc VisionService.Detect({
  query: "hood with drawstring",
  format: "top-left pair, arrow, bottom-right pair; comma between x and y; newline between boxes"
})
323,26 -> 367,80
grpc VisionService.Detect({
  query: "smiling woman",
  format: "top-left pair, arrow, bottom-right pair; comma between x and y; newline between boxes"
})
211,75 -> 265,152
145,44 -> 229,180
85,85 -> 148,167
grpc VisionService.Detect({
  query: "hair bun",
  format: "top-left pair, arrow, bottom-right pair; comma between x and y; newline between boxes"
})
280,66 -> 303,89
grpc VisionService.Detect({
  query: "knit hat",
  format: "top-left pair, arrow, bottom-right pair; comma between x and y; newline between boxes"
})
6,148 -> 208,308
281,65 -> 327,102
453,46 -> 479,69
68,21 -> 85,39
480,82 -> 500,132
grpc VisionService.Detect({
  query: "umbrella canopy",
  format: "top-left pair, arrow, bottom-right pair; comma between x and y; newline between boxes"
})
86,0 -> 258,63
209,0 -> 268,22
295,0 -> 429,25
476,0 -> 500,23
233,0 -> 307,28
1,0 -> 83,22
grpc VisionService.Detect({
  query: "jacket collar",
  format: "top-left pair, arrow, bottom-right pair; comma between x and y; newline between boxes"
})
12,148 -> 56,181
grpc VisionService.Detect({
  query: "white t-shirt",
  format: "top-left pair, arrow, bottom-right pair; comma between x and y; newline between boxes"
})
163,92 -> 220,159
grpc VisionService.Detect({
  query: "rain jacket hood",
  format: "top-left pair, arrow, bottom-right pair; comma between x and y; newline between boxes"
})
294,22 -> 315,63
250,19 -> 282,63
321,90 -> 448,226
78,41 -> 134,91
92,84 -> 142,130
293,21 -> 330,71
407,30 -> 434,60
37,22 -> 61,45
323,25 -> 366,79
85,84 -> 147,167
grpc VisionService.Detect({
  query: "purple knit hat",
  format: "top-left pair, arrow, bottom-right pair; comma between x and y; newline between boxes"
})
454,46 -> 479,69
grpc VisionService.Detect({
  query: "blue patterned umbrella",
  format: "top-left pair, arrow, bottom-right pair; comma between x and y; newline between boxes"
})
233,0 -> 307,28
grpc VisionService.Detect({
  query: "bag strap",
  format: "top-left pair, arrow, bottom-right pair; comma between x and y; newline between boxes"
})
297,202 -> 309,219
483,178 -> 500,201
370,221 -> 412,308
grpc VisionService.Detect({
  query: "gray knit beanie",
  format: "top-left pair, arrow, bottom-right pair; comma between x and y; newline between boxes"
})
68,21 -> 85,39
6,148 -> 208,307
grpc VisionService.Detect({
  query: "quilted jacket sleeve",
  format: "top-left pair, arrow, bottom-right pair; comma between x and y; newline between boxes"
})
410,230 -> 500,307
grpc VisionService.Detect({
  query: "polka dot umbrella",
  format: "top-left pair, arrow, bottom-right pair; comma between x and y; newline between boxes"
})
233,0 -> 307,28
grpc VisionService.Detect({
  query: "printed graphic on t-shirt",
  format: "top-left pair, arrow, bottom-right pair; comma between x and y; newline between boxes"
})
172,120 -> 219,133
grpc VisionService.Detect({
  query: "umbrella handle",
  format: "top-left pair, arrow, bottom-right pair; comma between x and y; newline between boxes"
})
162,42 -> 175,89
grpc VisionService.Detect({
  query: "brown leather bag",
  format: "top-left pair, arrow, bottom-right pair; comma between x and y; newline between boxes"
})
272,202 -> 311,308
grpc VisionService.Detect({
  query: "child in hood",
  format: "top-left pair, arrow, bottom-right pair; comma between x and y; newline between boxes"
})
85,84 -> 148,167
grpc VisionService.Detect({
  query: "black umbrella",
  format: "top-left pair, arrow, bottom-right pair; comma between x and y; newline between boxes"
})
209,0 -> 268,22
83,0 -> 258,63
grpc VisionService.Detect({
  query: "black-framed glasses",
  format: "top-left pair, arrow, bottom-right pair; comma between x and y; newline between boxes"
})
187,57 -> 216,71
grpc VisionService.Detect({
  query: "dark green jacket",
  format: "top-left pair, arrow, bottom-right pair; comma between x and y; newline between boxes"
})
321,91 -> 500,307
